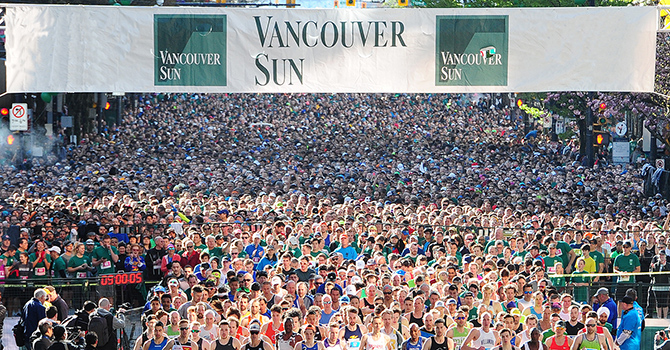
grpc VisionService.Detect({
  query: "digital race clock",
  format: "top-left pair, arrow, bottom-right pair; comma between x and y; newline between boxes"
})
99,272 -> 143,286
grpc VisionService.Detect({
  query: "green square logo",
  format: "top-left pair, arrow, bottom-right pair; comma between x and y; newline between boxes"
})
154,14 -> 227,86
435,15 -> 508,86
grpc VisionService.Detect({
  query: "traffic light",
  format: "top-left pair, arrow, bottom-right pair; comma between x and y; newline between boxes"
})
398,0 -> 409,6
594,131 -> 609,147
104,102 -> 111,110
516,99 -> 523,108
6,134 -> 14,145
598,102 -> 606,112
346,0 -> 355,6
0,108 -> 8,117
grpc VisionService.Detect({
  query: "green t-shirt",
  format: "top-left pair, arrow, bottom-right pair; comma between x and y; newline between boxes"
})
544,256 -> 561,274
29,252 -> 52,278
0,253 -> 15,267
555,241 -> 573,268
542,330 -> 555,342
68,255 -> 91,277
614,253 -> 640,283
203,247 -> 223,259
513,250 -> 528,260
92,246 -> 119,275
571,270 -> 591,303
589,250 -> 604,272
53,256 -> 67,278
485,239 -> 509,252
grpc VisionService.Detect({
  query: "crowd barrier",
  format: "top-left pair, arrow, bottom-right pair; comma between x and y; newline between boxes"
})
0,276 -> 159,316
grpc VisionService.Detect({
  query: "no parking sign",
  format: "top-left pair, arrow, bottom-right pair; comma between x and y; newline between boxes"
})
9,103 -> 28,131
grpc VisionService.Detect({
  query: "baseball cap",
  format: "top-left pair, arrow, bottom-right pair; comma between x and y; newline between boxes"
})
252,233 -> 261,240
48,246 -> 61,254
168,279 -> 179,286
2,235 -> 9,240
85,239 -> 95,245
340,296 -> 350,303
596,288 -> 609,296
621,296 -> 634,304
434,301 -> 445,308
154,286 -> 167,293
446,299 -> 457,305
249,323 -> 261,332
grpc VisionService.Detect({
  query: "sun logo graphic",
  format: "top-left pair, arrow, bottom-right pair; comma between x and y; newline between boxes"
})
480,46 -> 496,59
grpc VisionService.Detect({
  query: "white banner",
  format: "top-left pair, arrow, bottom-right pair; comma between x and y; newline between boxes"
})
4,5 -> 657,93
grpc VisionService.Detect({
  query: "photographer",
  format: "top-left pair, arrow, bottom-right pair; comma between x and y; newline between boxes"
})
88,298 -> 125,350
656,329 -> 670,350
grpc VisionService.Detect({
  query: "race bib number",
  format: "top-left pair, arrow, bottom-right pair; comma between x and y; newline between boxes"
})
0,268 -> 5,279
619,275 -> 630,282
35,267 -> 46,276
556,249 -> 563,256
253,257 -> 261,263
349,340 -> 361,350
102,261 -> 112,269
548,266 -> 556,274
76,272 -> 87,279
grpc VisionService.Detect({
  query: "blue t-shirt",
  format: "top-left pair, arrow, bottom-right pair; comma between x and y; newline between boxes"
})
335,246 -> 358,260
617,308 -> 641,350
245,244 -> 265,265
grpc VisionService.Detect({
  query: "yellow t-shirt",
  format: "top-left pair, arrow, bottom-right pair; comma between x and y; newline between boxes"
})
583,255 -> 597,274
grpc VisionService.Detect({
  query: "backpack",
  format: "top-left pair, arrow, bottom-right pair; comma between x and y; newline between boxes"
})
12,320 -> 25,347
88,310 -> 112,346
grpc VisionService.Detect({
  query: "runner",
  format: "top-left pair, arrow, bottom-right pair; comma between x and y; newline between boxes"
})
462,312 -> 500,350
420,319 -> 454,350
213,319 -> 242,350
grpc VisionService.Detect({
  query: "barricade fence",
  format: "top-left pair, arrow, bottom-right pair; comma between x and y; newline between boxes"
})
0,276 -> 159,315
14,221 -> 670,238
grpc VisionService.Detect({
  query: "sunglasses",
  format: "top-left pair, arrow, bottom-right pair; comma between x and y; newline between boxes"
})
456,317 -> 466,320
383,292 -> 392,295
180,327 -> 189,331
191,330 -> 200,333
245,279 -> 253,282
524,291 -> 532,294
324,301 -> 332,304
250,331 -> 259,335
586,324 -> 596,327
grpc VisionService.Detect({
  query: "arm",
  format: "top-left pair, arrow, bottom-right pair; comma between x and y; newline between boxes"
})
113,314 -> 126,329
421,338 -> 432,350
460,328 -> 480,350
294,342 -> 302,350
566,250 -> 576,273
359,334 -> 368,350
44,254 -> 52,270
109,246 -> 119,263
571,335 -> 582,350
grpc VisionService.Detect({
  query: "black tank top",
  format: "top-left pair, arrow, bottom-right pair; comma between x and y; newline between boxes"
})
429,337 -> 451,350
409,313 -> 424,328
314,326 -> 323,341
216,337 -> 236,350
245,341 -> 267,350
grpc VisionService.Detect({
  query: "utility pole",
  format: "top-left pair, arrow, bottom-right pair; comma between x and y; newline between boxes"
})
585,92 -> 594,167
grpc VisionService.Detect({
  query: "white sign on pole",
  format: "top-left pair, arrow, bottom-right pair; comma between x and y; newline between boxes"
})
9,103 -> 28,131
543,115 -> 552,128
555,117 -> 565,135
612,140 -> 630,164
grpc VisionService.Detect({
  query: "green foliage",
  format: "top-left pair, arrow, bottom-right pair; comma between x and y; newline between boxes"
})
519,103 -> 546,120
